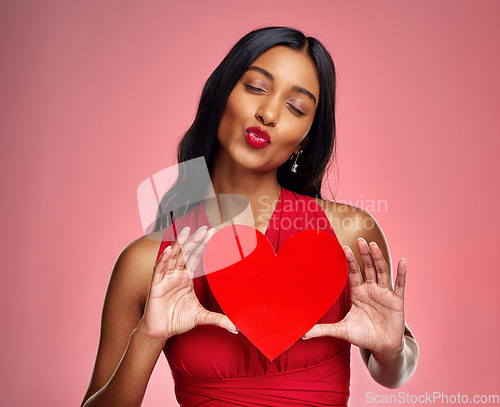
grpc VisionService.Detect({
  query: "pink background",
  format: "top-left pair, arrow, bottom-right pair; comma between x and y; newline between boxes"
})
1,1 -> 499,406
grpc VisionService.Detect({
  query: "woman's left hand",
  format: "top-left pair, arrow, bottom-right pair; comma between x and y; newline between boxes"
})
302,238 -> 407,358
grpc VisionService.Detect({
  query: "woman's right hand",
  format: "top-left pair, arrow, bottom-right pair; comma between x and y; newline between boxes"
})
137,225 -> 238,342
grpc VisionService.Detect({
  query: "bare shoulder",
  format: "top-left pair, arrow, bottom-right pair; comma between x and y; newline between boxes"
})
313,198 -> 376,241
117,229 -> 165,273
111,229 -> 166,310
312,197 -> 389,263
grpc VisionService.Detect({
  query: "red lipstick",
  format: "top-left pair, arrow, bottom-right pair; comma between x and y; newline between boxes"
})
245,126 -> 271,149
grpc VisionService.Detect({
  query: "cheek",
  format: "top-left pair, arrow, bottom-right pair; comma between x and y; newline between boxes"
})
218,93 -> 251,137
217,106 -> 235,142
296,116 -> 315,144
281,121 -> 313,146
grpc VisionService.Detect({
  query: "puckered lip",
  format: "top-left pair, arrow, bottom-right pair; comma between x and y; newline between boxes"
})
245,126 -> 271,144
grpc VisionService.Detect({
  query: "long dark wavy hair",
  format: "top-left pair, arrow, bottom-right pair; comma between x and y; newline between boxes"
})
151,26 -> 337,233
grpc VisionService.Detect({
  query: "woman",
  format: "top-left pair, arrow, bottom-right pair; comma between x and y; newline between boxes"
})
81,27 -> 419,407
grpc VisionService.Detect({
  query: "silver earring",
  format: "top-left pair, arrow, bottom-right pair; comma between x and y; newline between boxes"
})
291,149 -> 303,173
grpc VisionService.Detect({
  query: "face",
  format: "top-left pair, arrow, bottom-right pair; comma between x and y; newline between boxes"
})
216,45 -> 320,172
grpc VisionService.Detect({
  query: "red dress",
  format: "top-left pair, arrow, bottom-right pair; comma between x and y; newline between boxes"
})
156,187 -> 351,406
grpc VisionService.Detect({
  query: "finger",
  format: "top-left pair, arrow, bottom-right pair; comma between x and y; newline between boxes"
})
166,226 -> 191,272
357,237 -> 377,283
152,245 -> 172,284
369,241 -> 391,289
154,244 -> 171,269
186,227 -> 216,278
302,322 -> 347,341
197,308 -> 238,334
175,226 -> 208,270
394,258 -> 407,298
343,246 -> 363,287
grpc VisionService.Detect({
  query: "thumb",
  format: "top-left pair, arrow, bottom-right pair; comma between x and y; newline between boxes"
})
198,310 -> 239,334
302,322 -> 347,340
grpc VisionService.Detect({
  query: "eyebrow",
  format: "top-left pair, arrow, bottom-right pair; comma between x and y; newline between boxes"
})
247,65 -> 317,105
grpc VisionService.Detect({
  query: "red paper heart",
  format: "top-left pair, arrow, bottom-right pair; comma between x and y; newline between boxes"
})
203,224 -> 348,360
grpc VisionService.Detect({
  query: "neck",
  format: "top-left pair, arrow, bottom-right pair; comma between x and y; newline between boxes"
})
204,149 -> 282,232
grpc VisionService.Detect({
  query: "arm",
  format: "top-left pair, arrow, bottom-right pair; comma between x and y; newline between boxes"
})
360,324 -> 419,388
307,201 -> 419,388
81,236 -> 165,407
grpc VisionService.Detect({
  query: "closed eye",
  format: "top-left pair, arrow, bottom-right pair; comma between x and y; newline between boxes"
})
287,103 -> 305,116
244,84 -> 266,93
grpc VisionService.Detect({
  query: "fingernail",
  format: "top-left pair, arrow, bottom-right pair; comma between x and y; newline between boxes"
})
180,226 -> 191,235
163,245 -> 171,252
227,327 -> 239,335
370,241 -> 378,248
302,335 -> 311,340
357,237 -> 366,244
402,258 -> 407,265
195,225 -> 208,233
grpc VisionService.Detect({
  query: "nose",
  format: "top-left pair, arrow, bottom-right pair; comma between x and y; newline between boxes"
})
255,97 -> 279,127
